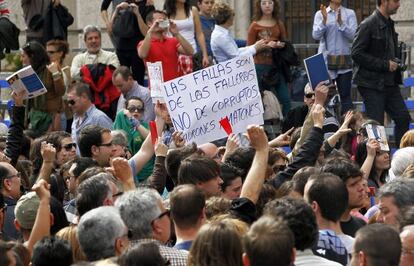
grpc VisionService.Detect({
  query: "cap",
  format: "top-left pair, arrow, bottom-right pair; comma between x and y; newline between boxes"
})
14,192 -> 40,230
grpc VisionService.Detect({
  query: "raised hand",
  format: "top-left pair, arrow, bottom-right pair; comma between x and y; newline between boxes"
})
247,125 -> 269,152
312,104 -> 325,128
41,141 -> 56,163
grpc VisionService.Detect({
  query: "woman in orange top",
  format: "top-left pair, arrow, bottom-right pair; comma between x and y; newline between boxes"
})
248,0 -> 291,115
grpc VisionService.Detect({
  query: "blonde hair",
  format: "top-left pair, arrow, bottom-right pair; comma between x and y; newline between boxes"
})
400,129 -> 414,148
211,2 -> 233,25
56,225 -> 87,263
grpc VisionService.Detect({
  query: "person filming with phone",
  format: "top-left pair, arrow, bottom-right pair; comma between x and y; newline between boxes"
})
138,10 -> 194,82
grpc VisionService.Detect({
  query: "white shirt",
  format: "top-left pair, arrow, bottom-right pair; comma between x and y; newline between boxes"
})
295,249 -> 342,266
70,49 -> 120,79
210,25 -> 256,63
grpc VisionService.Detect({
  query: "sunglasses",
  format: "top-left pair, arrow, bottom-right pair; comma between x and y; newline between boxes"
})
99,141 -> 113,147
152,209 -> 170,224
47,50 -> 58,54
305,93 -> 315,99
67,99 -> 76,106
63,143 -> 77,151
127,106 -> 144,113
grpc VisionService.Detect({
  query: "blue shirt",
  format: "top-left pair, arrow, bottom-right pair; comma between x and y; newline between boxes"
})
71,105 -> 113,145
211,25 -> 256,63
198,15 -> 215,56
312,5 -> 357,78
174,240 -> 193,251
312,229 -> 348,266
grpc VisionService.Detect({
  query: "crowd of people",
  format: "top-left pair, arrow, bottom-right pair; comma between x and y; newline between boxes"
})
0,0 -> 412,265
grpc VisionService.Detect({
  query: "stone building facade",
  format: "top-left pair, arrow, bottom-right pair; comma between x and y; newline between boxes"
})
5,0 -> 414,61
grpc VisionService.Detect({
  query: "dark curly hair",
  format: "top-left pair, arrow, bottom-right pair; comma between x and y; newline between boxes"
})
264,198 -> 318,251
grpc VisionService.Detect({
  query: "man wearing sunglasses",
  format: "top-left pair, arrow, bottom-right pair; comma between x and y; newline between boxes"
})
282,83 -> 315,133
112,66 -> 155,123
67,82 -> 113,147
0,162 -> 22,240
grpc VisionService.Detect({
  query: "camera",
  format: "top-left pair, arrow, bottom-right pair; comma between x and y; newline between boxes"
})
158,20 -> 170,29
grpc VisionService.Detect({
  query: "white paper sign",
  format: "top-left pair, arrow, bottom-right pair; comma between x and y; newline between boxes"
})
161,56 -> 264,145
147,61 -> 165,102
366,124 -> 389,151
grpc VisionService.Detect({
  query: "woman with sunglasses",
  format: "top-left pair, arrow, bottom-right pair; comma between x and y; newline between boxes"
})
113,96 -> 153,183
21,41 -> 66,135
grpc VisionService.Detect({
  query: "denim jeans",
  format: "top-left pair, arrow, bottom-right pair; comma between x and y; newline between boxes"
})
334,71 -> 353,114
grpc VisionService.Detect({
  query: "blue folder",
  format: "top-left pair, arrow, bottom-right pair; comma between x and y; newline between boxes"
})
304,53 -> 330,90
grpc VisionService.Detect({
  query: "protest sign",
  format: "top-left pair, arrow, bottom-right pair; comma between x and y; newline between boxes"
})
160,56 -> 264,145
147,61 -> 165,102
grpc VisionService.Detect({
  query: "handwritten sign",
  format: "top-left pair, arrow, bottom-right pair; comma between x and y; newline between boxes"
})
147,61 -> 165,102
161,56 -> 264,145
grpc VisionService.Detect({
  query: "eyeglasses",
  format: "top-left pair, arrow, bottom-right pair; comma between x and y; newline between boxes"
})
152,209 -> 170,223
6,172 -> 21,179
63,143 -> 77,151
261,1 -> 274,5
67,99 -> 76,106
0,203 -> 7,213
305,93 -> 315,99
127,106 -> 144,113
112,191 -> 124,198
47,50 -> 58,55
99,141 -> 113,147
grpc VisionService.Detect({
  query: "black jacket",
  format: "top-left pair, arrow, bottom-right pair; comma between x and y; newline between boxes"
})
4,106 -> 25,167
0,17 -> 20,60
351,9 -> 401,90
269,126 -> 324,189
43,3 -> 74,42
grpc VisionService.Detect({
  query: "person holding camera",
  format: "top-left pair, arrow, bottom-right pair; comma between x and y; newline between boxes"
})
352,0 -> 410,147
101,0 -> 154,85
138,10 -> 194,82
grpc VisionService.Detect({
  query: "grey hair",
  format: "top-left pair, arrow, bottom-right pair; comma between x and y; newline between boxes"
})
378,179 -> 414,209
83,25 -> 101,41
111,130 -> 128,147
391,147 -> 414,177
115,188 -> 162,240
77,206 -> 127,261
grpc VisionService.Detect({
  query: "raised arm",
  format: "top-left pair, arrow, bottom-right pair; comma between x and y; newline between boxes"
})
100,0 -> 113,35
25,180 -> 51,255
4,91 -> 25,167
240,125 -> 269,204
192,7 -> 209,68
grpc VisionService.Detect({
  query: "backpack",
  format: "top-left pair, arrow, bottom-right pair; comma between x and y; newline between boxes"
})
112,8 -> 138,38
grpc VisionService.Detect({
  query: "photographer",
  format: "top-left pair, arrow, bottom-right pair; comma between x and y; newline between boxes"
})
138,10 -> 194,82
351,0 -> 410,147
101,0 -> 154,85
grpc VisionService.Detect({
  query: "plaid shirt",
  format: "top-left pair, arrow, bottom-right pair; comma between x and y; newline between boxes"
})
131,239 -> 188,266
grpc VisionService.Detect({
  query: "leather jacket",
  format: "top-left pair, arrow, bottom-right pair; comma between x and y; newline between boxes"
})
351,9 -> 401,90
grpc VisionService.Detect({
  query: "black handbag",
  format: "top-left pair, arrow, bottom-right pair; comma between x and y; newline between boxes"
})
28,0 -> 45,31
